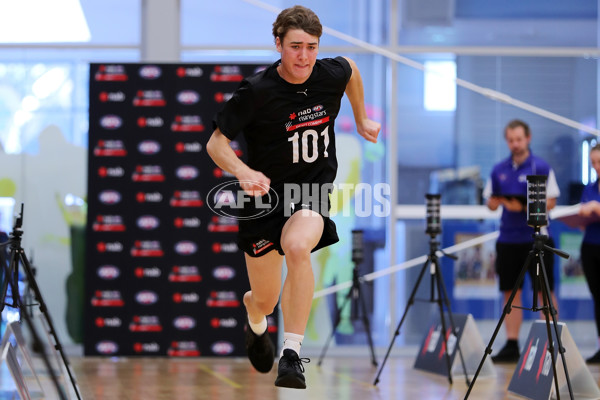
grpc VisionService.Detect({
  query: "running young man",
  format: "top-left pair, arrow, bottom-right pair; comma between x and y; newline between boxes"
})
207,5 -> 380,389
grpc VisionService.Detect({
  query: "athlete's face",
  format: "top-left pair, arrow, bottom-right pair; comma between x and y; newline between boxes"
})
505,126 -> 531,160
590,149 -> 600,177
276,29 -> 319,84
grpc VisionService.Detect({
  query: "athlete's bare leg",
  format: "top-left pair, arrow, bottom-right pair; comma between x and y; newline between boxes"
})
244,250 -> 284,325
279,209 -> 324,335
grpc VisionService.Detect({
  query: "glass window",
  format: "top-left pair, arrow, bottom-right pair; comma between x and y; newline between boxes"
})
0,0 -> 140,45
423,60 -> 456,111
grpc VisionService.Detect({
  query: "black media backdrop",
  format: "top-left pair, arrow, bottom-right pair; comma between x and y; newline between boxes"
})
85,63 -> 278,356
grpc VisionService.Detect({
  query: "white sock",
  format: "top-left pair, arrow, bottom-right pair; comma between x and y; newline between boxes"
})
280,332 -> 303,357
248,315 -> 267,335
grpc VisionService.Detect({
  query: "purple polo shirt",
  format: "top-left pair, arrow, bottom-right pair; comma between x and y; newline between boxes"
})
488,154 -> 555,243
581,181 -> 600,245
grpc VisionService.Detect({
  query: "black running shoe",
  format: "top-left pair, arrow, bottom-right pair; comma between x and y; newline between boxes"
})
245,322 -> 275,373
491,341 -> 520,363
274,349 -> 310,389
586,349 -> 600,364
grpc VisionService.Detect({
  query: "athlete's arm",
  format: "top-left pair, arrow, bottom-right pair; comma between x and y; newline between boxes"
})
342,56 -> 380,144
207,128 -> 270,196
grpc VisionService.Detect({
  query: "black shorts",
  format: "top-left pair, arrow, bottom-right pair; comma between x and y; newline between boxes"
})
237,201 -> 339,258
495,240 -> 555,292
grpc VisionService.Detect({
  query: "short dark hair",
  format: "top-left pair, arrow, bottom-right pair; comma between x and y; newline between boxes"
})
504,119 -> 531,138
272,5 -> 322,43
591,143 -> 600,153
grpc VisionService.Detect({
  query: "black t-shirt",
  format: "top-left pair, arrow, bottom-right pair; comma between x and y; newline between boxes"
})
215,57 -> 351,196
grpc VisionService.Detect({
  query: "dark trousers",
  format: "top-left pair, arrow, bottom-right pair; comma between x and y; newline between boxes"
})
581,242 -> 600,337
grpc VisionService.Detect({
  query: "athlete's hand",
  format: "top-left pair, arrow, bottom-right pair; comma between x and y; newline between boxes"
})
237,167 -> 271,197
357,118 -> 380,143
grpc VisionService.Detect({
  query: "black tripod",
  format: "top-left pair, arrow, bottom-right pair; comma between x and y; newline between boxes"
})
318,230 -> 377,367
0,204 -> 81,400
317,263 -> 378,366
374,235 -> 470,386
464,228 -> 573,399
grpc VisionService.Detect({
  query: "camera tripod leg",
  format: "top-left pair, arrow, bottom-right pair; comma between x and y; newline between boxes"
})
357,282 -> 378,366
538,253 -> 574,400
318,273 -> 378,367
373,256 -> 432,386
434,284 -> 454,385
464,250 -> 535,399
432,256 -> 471,386
0,247 -> 21,311
18,250 -> 82,400
318,289 -> 352,366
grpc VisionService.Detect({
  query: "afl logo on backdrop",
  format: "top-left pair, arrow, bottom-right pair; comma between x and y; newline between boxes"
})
136,215 -> 160,230
139,65 -> 162,79
98,190 -> 122,205
173,316 -> 196,331
211,341 -> 234,355
177,90 -> 200,105
175,241 -> 198,255
100,115 -> 122,130
176,166 -> 199,180
212,266 -> 236,281
135,290 -> 159,305
96,341 -> 119,355
138,140 -> 161,155
97,265 -> 121,280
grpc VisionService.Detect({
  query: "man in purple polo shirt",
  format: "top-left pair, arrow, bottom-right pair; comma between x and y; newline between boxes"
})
483,119 -> 560,363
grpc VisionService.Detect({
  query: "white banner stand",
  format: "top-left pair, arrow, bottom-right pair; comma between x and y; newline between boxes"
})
36,312 -> 77,400
414,313 -> 495,380
0,321 -> 45,399
508,320 -> 600,400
